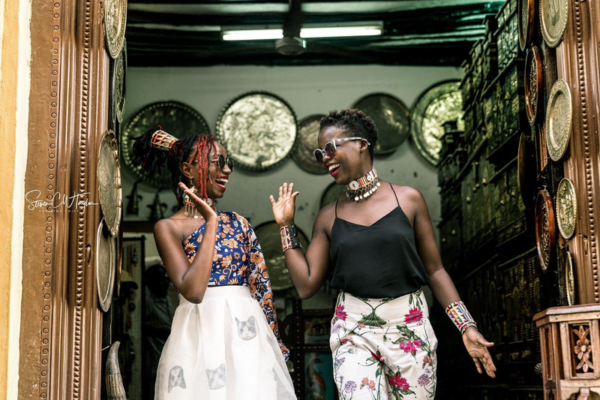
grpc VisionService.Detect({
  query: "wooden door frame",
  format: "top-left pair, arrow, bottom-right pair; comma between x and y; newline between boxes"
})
19,0 -> 110,399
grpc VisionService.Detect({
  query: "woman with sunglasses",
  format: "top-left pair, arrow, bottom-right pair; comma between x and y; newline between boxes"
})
270,110 -> 496,399
134,129 -> 296,400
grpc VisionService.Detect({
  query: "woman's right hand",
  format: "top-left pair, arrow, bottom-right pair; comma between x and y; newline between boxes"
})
270,182 -> 299,227
179,182 -> 218,223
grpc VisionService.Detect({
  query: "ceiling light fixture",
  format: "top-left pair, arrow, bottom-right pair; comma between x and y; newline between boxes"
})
222,23 -> 383,41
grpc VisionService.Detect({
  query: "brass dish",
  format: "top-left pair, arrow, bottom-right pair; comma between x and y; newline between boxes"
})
352,93 -> 411,155
320,182 -> 347,209
292,114 -> 327,175
411,80 -> 463,166
98,130 -> 122,237
254,221 -> 309,291
535,189 -> 556,272
216,91 -> 297,171
556,178 -> 577,239
96,219 -> 115,312
518,0 -> 536,51
565,252 -> 576,306
120,101 -> 211,188
115,40 -> 127,124
540,0 -> 569,48
104,0 -> 127,59
545,79 -> 572,161
525,46 -> 543,126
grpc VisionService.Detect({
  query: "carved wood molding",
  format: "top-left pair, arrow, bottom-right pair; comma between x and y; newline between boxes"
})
556,0 -> 600,304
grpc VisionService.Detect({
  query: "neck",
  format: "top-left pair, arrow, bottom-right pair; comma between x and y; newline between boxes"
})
346,166 -> 379,201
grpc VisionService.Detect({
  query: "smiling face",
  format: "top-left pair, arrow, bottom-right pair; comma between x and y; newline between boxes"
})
182,140 -> 232,200
317,126 -> 372,185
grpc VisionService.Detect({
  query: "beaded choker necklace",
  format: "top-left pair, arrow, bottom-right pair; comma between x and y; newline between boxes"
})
346,167 -> 380,201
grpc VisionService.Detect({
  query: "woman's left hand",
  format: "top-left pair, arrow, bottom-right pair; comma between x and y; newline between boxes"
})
462,327 -> 497,378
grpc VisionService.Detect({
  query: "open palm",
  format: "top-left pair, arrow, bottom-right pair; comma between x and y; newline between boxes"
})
269,182 -> 299,226
463,327 -> 497,378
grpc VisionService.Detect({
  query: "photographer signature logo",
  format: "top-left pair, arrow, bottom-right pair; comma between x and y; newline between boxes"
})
26,190 -> 98,212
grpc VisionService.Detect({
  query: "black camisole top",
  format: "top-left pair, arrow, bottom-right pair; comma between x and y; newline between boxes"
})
329,183 -> 430,299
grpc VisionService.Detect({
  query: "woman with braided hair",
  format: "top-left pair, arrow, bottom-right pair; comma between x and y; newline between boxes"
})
270,110 -> 496,399
134,129 -> 296,400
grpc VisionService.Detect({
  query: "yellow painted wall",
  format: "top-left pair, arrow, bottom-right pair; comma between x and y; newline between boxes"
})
0,0 -> 30,398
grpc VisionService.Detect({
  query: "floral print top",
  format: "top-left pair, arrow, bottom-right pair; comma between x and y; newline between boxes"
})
182,210 -> 290,361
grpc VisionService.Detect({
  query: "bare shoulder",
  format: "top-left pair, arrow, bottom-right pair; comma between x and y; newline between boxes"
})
153,217 -> 179,238
390,184 -> 425,203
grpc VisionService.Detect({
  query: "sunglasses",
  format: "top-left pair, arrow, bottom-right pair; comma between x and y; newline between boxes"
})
211,154 -> 235,171
313,137 -> 370,165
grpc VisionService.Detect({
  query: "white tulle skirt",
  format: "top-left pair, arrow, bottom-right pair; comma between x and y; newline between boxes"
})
154,286 -> 297,400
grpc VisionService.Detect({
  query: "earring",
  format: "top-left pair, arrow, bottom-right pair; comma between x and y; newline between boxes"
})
184,183 -> 199,218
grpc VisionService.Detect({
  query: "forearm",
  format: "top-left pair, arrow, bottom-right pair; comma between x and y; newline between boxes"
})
179,221 -> 218,302
427,266 -> 462,308
283,249 -> 320,299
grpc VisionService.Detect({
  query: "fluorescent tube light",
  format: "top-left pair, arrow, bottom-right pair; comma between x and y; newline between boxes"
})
222,24 -> 383,41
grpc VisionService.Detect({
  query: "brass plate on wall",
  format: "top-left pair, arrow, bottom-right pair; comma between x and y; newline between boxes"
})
216,92 -> 298,171
320,182 -> 347,209
518,0 -> 536,51
525,46 -> 543,126
104,0 -> 127,59
254,221 -> 309,291
352,93 -> 411,155
96,220 -> 116,312
565,252 -> 575,306
115,40 -> 127,124
98,130 -> 122,237
545,79 -> 572,161
535,189 -> 556,272
556,178 -> 577,239
540,0 -> 568,48
411,80 -> 463,166
120,101 -> 211,188
292,114 -> 327,175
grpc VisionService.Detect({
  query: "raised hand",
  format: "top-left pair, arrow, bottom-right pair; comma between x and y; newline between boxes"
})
269,182 -> 299,227
179,182 -> 218,223
463,327 -> 497,378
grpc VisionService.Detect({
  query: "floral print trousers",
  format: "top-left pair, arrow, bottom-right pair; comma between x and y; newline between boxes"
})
330,289 -> 438,400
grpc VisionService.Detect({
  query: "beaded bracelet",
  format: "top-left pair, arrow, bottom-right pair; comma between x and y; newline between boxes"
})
280,224 -> 302,252
445,301 -> 477,334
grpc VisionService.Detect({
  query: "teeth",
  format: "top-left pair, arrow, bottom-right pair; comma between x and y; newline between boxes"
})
216,178 -> 228,184
328,164 -> 340,172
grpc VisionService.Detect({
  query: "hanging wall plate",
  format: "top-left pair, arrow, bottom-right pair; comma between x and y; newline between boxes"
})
540,0 -> 568,48
556,178 -> 577,239
104,0 -> 127,59
292,114 -> 327,175
96,219 -> 116,312
120,101 -> 211,188
525,46 -> 543,126
115,40 -> 127,124
320,182 -> 347,209
411,80 -> 463,166
545,79 -> 572,161
565,252 -> 576,306
518,0 -> 536,51
216,92 -> 298,171
98,130 -> 122,237
254,221 -> 309,291
535,189 -> 556,272
352,93 -> 411,155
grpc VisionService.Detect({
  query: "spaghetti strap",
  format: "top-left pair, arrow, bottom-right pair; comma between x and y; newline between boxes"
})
335,198 -> 339,217
390,182 -> 400,207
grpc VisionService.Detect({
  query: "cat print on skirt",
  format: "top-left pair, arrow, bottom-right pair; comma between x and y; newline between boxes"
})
330,289 -> 438,400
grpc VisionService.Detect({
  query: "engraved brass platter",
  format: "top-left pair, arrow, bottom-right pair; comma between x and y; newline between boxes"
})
254,221 -> 309,291
545,79 -> 572,161
104,0 -> 127,59
411,80 -> 463,166
540,0 -> 568,48
320,182 -> 347,209
121,101 -> 211,188
292,114 -> 327,175
98,130 -> 122,237
115,40 -> 127,124
352,93 -> 411,155
535,189 -> 556,272
565,252 -> 575,306
556,178 -> 577,239
525,46 -> 543,126
518,0 -> 536,51
216,92 -> 298,171
96,219 -> 116,312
